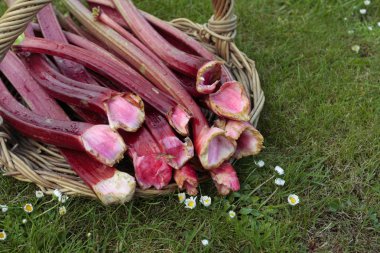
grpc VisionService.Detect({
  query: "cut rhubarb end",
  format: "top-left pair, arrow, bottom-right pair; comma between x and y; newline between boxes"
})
206,81 -> 251,121
196,61 -> 222,94
168,105 -> 191,136
210,163 -> 240,196
81,125 -> 126,166
162,136 -> 194,169
105,93 -> 145,132
174,164 -> 199,195
196,127 -> 236,170
224,120 -> 264,159
132,152 -> 172,190
92,170 -> 136,204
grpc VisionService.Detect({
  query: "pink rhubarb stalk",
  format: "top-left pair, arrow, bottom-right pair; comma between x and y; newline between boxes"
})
145,107 -> 194,169
123,127 -> 172,190
64,0 -> 236,170
217,119 -> 264,159
37,4 -> 97,84
113,0 -> 222,94
174,164 -> 199,195
3,2 -> 135,206
0,80 -> 126,166
14,38 -> 190,136
25,55 -> 145,132
210,163 -> 240,196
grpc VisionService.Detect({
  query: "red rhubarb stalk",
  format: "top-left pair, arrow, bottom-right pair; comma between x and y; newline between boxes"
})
122,127 -> 172,190
37,4 -> 97,84
210,163 -> 240,196
216,119 -> 264,159
141,10 -> 252,121
14,37 -> 190,136
174,164 -> 199,195
113,0 -> 222,94
0,78 -> 126,167
64,0 -> 236,170
3,2 -> 135,205
25,55 -> 145,132
145,107 -> 194,169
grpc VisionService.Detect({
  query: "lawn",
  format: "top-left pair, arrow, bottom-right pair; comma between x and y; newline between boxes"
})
0,0 -> 379,252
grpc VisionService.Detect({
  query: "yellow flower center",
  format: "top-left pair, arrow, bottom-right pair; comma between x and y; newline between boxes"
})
289,197 -> 296,204
24,204 -> 33,212
0,232 -> 5,239
188,201 -> 195,208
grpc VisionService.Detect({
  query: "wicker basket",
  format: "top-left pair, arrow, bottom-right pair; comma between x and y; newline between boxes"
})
0,0 -> 264,200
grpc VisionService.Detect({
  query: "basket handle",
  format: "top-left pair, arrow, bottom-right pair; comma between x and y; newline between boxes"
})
0,0 -> 52,61
208,0 -> 237,62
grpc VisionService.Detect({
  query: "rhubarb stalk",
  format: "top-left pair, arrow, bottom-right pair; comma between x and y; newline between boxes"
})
2,3 -> 135,205
145,107 -> 194,169
210,163 -> 240,196
25,54 -> 145,132
174,164 -> 199,195
64,0 -> 236,170
113,0 -> 222,94
122,127 -> 172,190
14,38 -> 191,136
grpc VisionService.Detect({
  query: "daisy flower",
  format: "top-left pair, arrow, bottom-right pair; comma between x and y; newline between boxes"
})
0,230 -> 6,241
255,160 -> 265,168
368,26 -> 373,31
351,45 -> 360,53
59,206 -> 67,216
60,195 -> 69,204
377,22 -> 380,27
348,30 -> 354,35
22,219 -> 28,224
0,205 -> 8,213
200,196 -> 212,207
275,178 -> 286,186
201,239 -> 209,246
87,233 -> 92,238
184,196 -> 197,209
178,192 -> 186,203
35,190 -> 44,199
359,9 -> 367,15
364,0 -> 371,6
23,203 -> 33,213
288,194 -> 300,206
53,189 -> 62,202
275,166 -> 284,175
228,210 -> 236,219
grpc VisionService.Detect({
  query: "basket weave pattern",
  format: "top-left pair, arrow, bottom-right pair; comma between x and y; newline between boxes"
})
0,0 -> 264,199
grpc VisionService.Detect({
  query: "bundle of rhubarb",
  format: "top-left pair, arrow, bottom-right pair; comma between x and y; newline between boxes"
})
0,0 -> 263,205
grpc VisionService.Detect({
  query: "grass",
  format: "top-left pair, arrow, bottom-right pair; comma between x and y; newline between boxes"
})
1,0 -> 379,252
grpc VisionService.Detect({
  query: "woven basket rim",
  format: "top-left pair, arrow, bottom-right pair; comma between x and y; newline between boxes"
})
0,0 -> 265,201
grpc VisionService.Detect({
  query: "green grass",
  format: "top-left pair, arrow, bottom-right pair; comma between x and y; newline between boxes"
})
1,0 -> 380,252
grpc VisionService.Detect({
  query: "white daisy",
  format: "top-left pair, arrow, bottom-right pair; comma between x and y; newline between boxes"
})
364,0 -> 371,6
23,203 -> 33,213
53,189 -> 62,202
348,30 -> 354,35
200,196 -> 212,207
22,219 -> 27,224
377,22 -> 380,27
0,230 -> 6,241
60,195 -> 69,204
351,45 -> 360,53
343,17 -> 348,21
35,190 -> 44,199
201,239 -> 209,246
87,233 -> 92,238
368,26 -> 373,31
359,9 -> 367,14
228,210 -> 236,219
275,178 -> 286,186
178,193 -> 186,203
274,166 -> 285,175
255,160 -> 265,168
0,205 -> 8,213
184,196 -> 197,209
59,206 -> 67,216
288,194 -> 300,206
